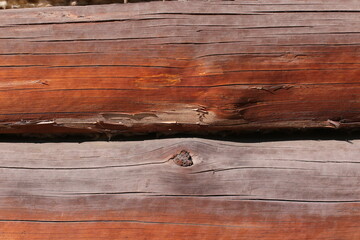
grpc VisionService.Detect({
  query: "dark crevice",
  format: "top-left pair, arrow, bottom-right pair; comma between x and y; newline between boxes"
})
63,191 -> 154,195
234,198 -> 360,203
0,65 -> 45,68
149,12 -> 262,16
194,52 -> 287,59
151,40 -> 250,46
218,3 -> 324,6
191,167 -> 312,174
46,64 -> 182,69
32,35 -> 183,42
147,195 -> 360,203
150,194 -> 250,197
255,43 -> 360,47
239,25 -> 313,29
0,127 -> 359,143
223,68 -> 360,73
0,219 -> 245,228
277,32 -> 360,36
257,10 -> 360,13
7,17 -> 172,27
0,160 -> 168,170
0,52 -> 100,56
272,159 -> 360,164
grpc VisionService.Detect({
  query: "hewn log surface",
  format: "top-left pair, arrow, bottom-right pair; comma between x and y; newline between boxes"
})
0,138 -> 358,239
0,0 -> 359,135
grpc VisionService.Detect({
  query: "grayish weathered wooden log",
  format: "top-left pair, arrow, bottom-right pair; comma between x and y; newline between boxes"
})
0,138 -> 359,239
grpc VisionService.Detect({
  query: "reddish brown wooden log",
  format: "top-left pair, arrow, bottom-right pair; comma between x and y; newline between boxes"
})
0,0 -> 360,135
0,138 -> 359,239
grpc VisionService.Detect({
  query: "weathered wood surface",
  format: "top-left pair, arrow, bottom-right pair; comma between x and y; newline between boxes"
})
0,138 -> 359,239
1,0 -> 360,135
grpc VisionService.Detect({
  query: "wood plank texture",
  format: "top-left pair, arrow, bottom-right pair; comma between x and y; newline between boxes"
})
0,138 -> 359,239
0,0 -> 360,135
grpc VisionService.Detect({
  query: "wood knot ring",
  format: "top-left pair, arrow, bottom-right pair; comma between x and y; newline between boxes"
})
170,150 -> 193,167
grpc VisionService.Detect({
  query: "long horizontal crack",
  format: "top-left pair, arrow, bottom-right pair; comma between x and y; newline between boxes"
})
150,194 -> 251,198
45,64 -> 182,69
272,158 -> 360,164
235,198 -> 360,203
147,12 -> 262,16
0,52 -> 100,56
191,167 -> 312,174
63,191 -> 154,196
6,17 -> 172,27
31,36 -> 181,42
0,160 -> 168,170
0,219 -> 253,228
256,10 -> 360,13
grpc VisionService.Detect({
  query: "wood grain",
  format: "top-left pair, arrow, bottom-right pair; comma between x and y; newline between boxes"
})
0,0 -> 360,135
0,138 -> 359,239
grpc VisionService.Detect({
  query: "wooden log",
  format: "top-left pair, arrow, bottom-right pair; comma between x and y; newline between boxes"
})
0,138 -> 359,239
0,0 -> 360,135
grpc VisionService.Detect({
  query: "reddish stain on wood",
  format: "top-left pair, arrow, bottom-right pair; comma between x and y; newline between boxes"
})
0,1 -> 359,135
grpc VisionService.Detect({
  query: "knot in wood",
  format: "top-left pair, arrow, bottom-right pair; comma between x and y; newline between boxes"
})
170,150 -> 193,167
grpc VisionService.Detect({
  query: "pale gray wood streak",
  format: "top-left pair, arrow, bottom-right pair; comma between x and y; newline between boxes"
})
0,138 -> 358,202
